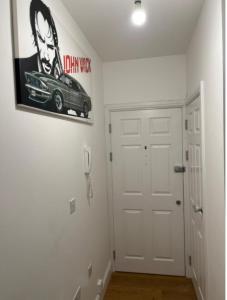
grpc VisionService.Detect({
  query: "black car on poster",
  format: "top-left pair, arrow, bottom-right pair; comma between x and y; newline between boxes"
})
25,71 -> 92,118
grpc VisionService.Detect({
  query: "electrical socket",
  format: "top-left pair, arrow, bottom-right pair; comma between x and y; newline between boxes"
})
73,286 -> 81,300
97,279 -> 103,294
69,198 -> 76,215
88,263 -> 93,278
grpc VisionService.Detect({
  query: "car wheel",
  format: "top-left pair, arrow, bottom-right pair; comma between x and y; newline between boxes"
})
54,92 -> 64,113
83,103 -> 89,118
76,110 -> 81,117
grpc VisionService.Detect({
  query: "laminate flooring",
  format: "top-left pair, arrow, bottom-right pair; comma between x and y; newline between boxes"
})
104,272 -> 197,300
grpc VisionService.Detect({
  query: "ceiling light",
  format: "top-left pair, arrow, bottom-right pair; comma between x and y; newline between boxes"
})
131,0 -> 146,26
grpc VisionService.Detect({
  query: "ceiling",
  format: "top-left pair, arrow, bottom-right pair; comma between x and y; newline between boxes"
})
62,0 -> 204,62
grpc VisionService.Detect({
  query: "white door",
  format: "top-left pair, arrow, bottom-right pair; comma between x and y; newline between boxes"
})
111,108 -> 185,276
186,97 -> 206,300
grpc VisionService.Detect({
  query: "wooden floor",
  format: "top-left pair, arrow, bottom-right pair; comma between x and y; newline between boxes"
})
104,272 -> 197,300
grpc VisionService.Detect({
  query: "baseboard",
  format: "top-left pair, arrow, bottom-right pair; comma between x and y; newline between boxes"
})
101,260 -> 112,299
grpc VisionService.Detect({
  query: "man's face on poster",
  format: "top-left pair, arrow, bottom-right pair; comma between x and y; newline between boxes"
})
35,12 -> 56,74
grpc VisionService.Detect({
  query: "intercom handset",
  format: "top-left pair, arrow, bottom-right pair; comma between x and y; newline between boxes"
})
83,146 -> 93,200
83,146 -> 92,175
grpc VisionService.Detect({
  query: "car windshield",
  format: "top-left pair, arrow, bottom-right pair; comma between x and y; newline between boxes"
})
60,75 -> 72,87
59,74 -> 66,83
72,81 -> 80,92
66,78 -> 72,87
77,82 -> 86,94
59,74 -> 86,94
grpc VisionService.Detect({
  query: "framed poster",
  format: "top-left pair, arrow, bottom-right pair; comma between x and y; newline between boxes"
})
12,0 -> 93,123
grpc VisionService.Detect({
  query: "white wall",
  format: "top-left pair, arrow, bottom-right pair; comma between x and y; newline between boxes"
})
103,55 -> 186,104
0,1 -> 110,300
187,0 -> 224,299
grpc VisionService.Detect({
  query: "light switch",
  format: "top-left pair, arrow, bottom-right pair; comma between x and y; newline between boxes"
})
97,279 -> 103,294
88,263 -> 93,278
69,198 -> 76,215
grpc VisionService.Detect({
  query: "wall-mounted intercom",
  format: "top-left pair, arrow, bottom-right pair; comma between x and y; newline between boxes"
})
83,146 -> 93,200
83,146 -> 92,175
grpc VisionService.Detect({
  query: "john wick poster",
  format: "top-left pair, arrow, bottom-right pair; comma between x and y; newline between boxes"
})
12,0 -> 93,122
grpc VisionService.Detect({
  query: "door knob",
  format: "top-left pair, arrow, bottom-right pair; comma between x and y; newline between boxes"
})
176,200 -> 182,206
193,205 -> 203,214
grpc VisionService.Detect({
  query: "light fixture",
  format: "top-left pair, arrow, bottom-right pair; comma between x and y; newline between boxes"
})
131,0 -> 146,26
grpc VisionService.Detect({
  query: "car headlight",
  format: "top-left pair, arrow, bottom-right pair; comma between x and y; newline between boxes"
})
40,82 -> 49,91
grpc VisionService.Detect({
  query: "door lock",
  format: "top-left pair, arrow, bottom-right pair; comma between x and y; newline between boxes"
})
174,166 -> 186,173
193,204 -> 203,214
176,200 -> 182,206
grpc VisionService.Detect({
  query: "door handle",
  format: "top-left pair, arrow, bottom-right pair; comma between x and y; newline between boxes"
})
193,204 -> 203,214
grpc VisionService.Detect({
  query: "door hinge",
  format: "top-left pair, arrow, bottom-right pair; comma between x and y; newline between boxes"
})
185,150 -> 189,161
110,152 -> 113,162
189,255 -> 192,266
113,250 -> 116,261
185,119 -> 188,130
109,123 -> 112,134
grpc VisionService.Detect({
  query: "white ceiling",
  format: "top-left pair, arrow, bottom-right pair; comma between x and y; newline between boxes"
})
62,0 -> 204,62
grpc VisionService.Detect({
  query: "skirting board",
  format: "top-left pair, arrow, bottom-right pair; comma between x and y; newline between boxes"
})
101,260 -> 112,299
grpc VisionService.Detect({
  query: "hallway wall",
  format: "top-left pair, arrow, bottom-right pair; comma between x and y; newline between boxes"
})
103,55 -> 186,104
187,0 -> 224,299
0,1 -> 110,300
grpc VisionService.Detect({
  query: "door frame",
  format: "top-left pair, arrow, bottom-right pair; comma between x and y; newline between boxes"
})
105,99 -> 191,276
185,81 -> 208,299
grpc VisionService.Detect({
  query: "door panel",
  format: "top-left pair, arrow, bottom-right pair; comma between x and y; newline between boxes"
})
146,109 -> 184,275
186,97 -> 205,300
149,117 -> 171,135
121,118 -> 142,136
111,108 -> 185,276
122,145 -> 143,194
152,210 -> 173,260
123,209 -> 145,258
112,111 -> 147,273
150,145 -> 171,194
